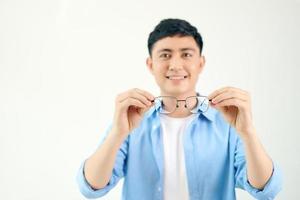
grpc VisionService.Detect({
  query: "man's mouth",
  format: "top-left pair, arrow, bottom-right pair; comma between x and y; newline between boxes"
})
166,75 -> 188,80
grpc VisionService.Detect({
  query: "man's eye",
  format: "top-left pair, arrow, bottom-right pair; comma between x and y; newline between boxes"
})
160,54 -> 170,58
183,53 -> 192,57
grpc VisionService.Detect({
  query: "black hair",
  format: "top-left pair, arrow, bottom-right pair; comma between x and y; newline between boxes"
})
147,18 -> 203,56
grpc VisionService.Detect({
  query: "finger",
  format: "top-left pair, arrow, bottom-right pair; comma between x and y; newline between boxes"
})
208,87 -> 233,100
122,95 -> 152,107
208,87 -> 227,100
212,98 -> 245,108
132,91 -> 153,106
208,86 -> 248,100
140,104 -> 153,114
124,97 -> 154,116
116,89 -> 141,102
134,88 -> 155,101
117,89 -> 154,103
119,97 -> 147,110
116,91 -> 130,102
118,90 -> 153,106
211,91 -> 247,104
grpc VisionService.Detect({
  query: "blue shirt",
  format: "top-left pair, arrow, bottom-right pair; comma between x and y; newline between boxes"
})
76,102 -> 282,200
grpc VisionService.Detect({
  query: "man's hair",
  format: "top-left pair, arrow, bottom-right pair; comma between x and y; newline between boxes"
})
147,18 -> 203,56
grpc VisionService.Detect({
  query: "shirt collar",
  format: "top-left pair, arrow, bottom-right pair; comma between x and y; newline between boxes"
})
200,107 -> 217,122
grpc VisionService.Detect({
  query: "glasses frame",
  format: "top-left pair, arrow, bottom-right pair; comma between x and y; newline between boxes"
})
151,94 -> 212,114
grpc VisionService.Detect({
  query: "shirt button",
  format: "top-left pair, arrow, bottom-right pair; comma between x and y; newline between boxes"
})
158,187 -> 161,191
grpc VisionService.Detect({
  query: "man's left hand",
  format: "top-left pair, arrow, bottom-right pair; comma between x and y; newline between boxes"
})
208,86 -> 255,137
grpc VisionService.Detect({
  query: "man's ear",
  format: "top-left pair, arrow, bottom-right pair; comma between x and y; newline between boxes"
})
146,57 -> 154,75
199,55 -> 206,72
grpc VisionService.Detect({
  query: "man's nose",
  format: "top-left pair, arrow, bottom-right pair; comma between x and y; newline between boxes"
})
169,56 -> 184,71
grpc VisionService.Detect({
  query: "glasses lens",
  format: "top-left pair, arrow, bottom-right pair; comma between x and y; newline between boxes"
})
154,96 -> 177,114
186,96 -> 209,113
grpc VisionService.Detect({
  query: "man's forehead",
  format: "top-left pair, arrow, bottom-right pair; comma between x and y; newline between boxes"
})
152,36 -> 199,53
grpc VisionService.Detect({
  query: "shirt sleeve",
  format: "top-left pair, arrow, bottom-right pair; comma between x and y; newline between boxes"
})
232,126 -> 283,200
76,125 -> 129,199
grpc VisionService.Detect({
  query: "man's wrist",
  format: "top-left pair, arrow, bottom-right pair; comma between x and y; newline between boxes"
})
109,127 -> 128,141
240,127 -> 257,142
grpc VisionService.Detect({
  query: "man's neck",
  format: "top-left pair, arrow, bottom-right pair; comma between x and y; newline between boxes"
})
166,109 -> 193,118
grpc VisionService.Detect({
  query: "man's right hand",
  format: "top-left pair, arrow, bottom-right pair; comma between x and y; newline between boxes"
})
111,88 -> 155,136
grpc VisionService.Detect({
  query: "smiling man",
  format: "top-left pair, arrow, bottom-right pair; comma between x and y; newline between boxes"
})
77,19 -> 282,200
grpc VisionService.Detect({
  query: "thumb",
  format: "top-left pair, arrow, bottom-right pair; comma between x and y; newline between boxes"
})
140,105 -> 153,115
211,103 -> 227,114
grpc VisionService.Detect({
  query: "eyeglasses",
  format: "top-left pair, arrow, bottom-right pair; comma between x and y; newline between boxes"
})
151,95 -> 211,114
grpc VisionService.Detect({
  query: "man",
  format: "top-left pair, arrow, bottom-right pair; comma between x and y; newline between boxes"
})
77,18 -> 282,199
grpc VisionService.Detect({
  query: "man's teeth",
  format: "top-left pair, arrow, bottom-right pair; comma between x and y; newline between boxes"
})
167,76 -> 187,80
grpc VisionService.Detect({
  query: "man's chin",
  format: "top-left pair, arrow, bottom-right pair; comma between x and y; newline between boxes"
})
161,88 -> 192,96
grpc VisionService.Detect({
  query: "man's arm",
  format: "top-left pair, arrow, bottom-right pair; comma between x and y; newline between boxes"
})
84,129 -> 127,189
240,128 -> 274,189
208,86 -> 277,190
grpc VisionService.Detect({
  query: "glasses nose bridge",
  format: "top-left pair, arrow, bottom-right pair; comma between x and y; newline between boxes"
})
176,99 -> 187,108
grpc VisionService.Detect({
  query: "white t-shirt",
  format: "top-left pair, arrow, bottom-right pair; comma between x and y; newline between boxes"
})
159,114 -> 196,200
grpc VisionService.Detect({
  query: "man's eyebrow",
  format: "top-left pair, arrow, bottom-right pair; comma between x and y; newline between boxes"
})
157,48 -> 172,53
180,48 -> 196,52
156,48 -> 196,53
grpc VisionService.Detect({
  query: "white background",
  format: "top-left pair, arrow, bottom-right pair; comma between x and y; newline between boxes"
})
0,0 -> 299,199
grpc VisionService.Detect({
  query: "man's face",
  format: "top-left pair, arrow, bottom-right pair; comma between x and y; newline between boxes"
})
146,36 -> 205,98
